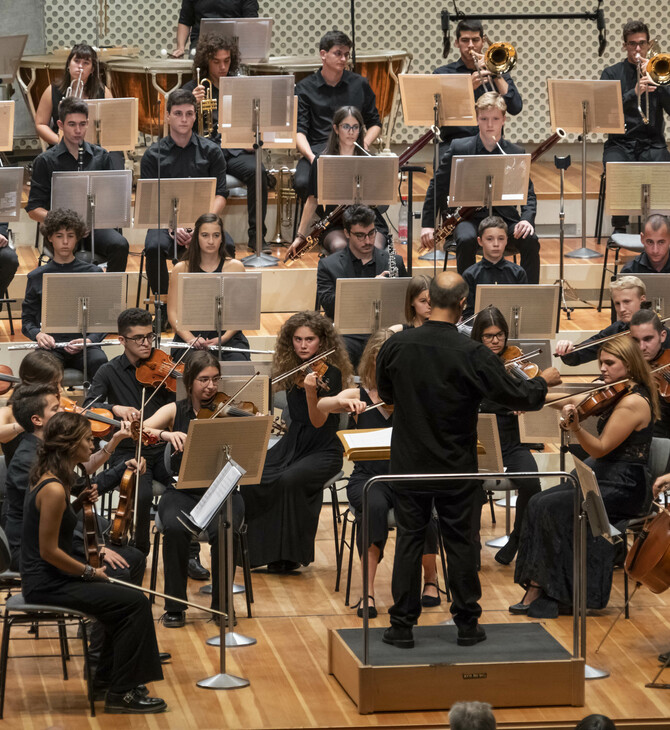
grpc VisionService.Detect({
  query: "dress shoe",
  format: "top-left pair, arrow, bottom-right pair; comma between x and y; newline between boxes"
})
495,533 -> 519,566
188,557 -> 211,581
508,601 -> 531,615
527,594 -> 559,619
93,683 -> 149,702
159,652 -> 171,663
162,611 -> 185,628
266,560 -> 301,573
355,597 -> 377,619
104,688 -> 167,714
421,582 -> 441,608
382,625 -> 414,649
457,622 -> 487,646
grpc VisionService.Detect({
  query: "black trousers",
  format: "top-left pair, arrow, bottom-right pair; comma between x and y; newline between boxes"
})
343,334 -> 370,373
603,139 -> 670,228
25,580 -> 162,693
293,143 -> 326,200
226,152 -> 268,245
502,444 -> 541,536
158,487 -> 244,613
108,446 -> 171,555
0,245 -> 18,294
79,228 -> 129,272
453,216 -> 541,284
389,481 -> 482,630
50,345 -> 108,380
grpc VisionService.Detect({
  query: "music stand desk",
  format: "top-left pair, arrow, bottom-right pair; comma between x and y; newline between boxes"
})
318,156 -> 399,206
334,278 -> 411,335
474,284 -> 560,339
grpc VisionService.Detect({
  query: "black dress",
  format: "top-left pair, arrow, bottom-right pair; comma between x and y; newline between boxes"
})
515,385 -> 654,609
21,478 -> 162,692
241,364 -> 344,566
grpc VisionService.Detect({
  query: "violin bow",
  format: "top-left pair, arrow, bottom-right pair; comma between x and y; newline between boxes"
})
271,347 -> 337,386
208,371 -> 261,418
555,316 -> 670,356
129,389 -> 147,545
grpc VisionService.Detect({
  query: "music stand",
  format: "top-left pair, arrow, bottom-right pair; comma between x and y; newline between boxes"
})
398,74 -> 477,272
0,167 -> 23,221
317,156 -> 399,205
450,153 -> 531,210
0,34 -> 28,98
176,416 -> 272,687
474,284 -> 560,338
175,272 -> 262,360
83,98 -> 139,151
220,96 -> 297,150
605,161 -> 670,221
0,101 -> 14,151
617,273 -> 670,319
52,170 -> 132,262
41,273 -> 126,388
573,457 -> 621,545
218,75 -> 294,268
547,79 -> 624,258
199,18 -> 273,64
333,278 -> 411,334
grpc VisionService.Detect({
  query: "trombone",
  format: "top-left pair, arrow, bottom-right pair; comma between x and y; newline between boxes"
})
471,36 -> 517,92
196,69 -> 217,138
637,40 -> 670,125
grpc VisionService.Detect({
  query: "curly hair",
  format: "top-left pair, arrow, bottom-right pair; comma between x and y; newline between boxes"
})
41,208 -> 87,251
182,213 -> 228,270
192,33 -> 240,80
29,411 -> 91,490
56,43 -> 105,100
272,311 -> 353,391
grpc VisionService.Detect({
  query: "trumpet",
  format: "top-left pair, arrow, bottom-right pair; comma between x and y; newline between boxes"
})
196,69 -> 217,138
65,68 -> 85,99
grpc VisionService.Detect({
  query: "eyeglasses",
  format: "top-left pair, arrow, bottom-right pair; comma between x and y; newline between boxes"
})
195,376 -> 221,385
123,334 -> 153,344
626,40 -> 649,48
350,228 -> 377,241
330,50 -> 351,60
339,123 -> 360,132
481,331 -> 505,342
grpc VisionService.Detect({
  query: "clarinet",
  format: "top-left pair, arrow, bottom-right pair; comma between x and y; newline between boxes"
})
387,234 -> 399,278
77,142 -> 84,172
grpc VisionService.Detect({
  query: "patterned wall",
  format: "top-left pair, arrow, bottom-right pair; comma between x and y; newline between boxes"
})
42,1 -> 670,144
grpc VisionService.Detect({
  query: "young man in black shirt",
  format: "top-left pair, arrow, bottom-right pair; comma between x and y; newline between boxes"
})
601,20 -> 670,232
621,213 -> 670,274
26,97 -> 129,273
0,223 -> 18,299
294,30 -> 382,200
433,18 -> 522,154
140,89 -> 229,299
462,215 -> 527,318
420,92 -> 540,283
173,0 -> 259,57
183,33 -> 268,251
22,209 -> 109,378
376,271 -> 560,648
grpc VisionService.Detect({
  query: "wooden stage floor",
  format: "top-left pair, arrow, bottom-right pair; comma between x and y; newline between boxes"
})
4,502 -> 670,729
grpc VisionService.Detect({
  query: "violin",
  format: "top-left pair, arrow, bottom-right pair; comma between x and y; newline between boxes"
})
0,365 -> 20,396
78,467 -> 101,568
136,349 -> 185,393
560,381 -> 630,430
109,467 -> 136,547
501,345 -> 541,380
197,391 -> 259,420
652,349 -> 670,402
295,359 -> 330,391
60,396 -> 158,445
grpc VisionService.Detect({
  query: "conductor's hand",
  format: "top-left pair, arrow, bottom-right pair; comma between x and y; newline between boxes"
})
36,332 -> 56,350
539,367 -> 562,387
554,340 -> 575,357
420,227 -> 435,251
513,220 -> 534,239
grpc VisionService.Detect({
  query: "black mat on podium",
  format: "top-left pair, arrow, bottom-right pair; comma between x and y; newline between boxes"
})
337,623 -> 571,666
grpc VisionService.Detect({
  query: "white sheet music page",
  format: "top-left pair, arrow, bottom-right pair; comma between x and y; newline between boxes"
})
341,428 -> 393,450
188,459 -> 247,529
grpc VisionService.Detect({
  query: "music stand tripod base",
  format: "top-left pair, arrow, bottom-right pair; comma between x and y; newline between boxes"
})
241,251 -> 279,267
585,663 -> 609,680
419,248 -> 448,261
199,583 -> 244,595
485,534 -> 509,548
197,673 -> 250,690
566,247 -> 602,259
207,631 -> 257,647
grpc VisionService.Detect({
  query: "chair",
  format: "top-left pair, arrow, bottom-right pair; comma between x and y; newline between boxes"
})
597,232 -> 645,311
0,230 -> 16,335
325,470 -> 346,569
594,171 -> 607,248
0,460 -> 20,600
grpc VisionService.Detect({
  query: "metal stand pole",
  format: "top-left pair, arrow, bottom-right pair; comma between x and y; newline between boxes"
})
554,155 -> 574,326
420,95 -> 446,269
80,297 -> 89,394
401,165 -> 425,277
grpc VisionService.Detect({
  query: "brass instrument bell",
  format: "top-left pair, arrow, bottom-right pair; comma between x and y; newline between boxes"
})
484,42 -> 517,75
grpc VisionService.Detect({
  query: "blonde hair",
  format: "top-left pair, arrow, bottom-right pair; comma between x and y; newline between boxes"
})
358,329 -> 393,391
610,275 -> 645,299
475,91 -> 507,115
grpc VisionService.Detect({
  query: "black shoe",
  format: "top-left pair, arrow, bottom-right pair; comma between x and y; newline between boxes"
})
658,650 -> 670,664
188,557 -> 211,581
159,652 -> 171,663
508,601 -> 531,615
93,683 -> 149,702
382,625 -> 414,649
457,622 -> 487,646
355,597 -> 377,619
495,533 -> 519,566
161,611 -> 185,628
266,560 -> 301,573
421,582 -> 441,608
527,595 -> 559,619
104,688 -> 167,714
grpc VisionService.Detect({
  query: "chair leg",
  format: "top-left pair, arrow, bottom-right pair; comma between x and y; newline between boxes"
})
335,509 -> 349,593
487,491 -> 496,524
149,529 -> 161,606
57,619 -> 69,680
330,486 -> 341,568
623,530 -> 630,620
79,618 -> 96,717
594,172 -> 606,246
2,291 -> 14,336
0,614 -> 12,719
344,519 -> 357,607
598,243 -> 611,312
136,250 -> 145,308
239,525 -> 254,616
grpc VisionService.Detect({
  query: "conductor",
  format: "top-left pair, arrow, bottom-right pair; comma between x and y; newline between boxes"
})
375,271 -> 561,648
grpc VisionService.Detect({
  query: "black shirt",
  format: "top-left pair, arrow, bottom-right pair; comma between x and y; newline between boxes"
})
178,0 -> 259,47
296,69 -> 382,148
376,320 -> 548,476
601,60 -> 670,145
0,223 -> 8,238
4,432 -> 40,563
181,79 -> 243,158
621,251 -> 670,274
433,57 -> 523,145
463,257 -> 528,318
140,132 -> 229,199
21,258 -> 106,343
84,352 -> 175,452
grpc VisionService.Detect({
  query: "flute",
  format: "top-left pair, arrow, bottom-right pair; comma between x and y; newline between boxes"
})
8,340 -> 121,350
161,341 -> 274,355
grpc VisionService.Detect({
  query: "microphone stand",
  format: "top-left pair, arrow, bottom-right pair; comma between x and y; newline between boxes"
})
153,97 -> 163,346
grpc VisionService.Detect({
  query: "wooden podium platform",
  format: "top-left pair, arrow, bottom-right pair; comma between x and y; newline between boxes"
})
328,623 -> 585,714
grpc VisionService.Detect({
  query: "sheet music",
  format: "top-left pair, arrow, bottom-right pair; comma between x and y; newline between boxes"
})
341,428 -> 392,450
188,459 -> 247,530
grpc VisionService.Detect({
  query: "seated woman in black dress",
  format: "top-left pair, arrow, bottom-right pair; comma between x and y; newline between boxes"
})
241,311 -> 353,573
471,306 -> 541,565
288,106 -> 389,256
167,213 -> 250,361
20,411 -> 165,713
511,336 -> 658,618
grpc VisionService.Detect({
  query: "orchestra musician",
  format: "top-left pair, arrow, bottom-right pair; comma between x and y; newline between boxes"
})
182,34 -> 268,252
139,89 -> 229,318
433,18 -> 523,154
21,209 -> 109,378
141,350 -> 244,628
241,311 -> 353,573
20,411 -> 166,713
601,21 -> 670,233
294,30 -> 382,201
26,98 -> 129,272
511,336 -> 658,617
621,213 -> 670,274
288,106 -> 390,256
471,306 -> 541,565
420,93 -> 540,284
375,271 -> 560,648
389,274 -> 432,334
0,222 -> 19,304
167,213 -> 250,361
173,0 -> 259,58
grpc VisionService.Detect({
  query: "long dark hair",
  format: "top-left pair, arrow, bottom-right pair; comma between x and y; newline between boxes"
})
18,350 -> 63,386
471,306 -> 509,348
404,275 -> 432,324
325,106 -> 366,155
29,412 -> 91,491
57,44 -> 105,99
182,213 -> 228,270
183,351 -> 220,396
